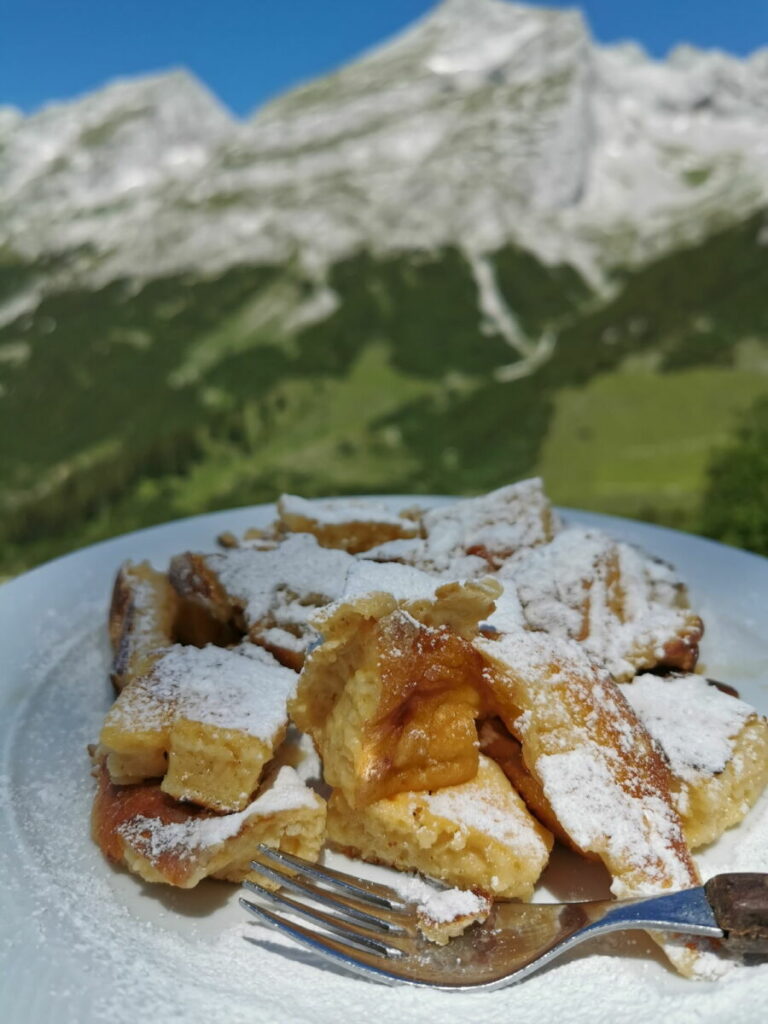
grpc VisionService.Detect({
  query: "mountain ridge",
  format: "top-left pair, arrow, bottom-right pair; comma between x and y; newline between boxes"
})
2,0 -> 768,313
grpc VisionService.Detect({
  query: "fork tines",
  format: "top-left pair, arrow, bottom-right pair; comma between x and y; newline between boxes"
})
239,846 -> 418,976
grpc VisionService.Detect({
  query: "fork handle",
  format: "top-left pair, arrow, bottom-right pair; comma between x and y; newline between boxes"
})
705,873 -> 768,954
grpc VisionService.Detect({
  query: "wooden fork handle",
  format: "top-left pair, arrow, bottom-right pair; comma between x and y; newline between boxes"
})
705,873 -> 768,954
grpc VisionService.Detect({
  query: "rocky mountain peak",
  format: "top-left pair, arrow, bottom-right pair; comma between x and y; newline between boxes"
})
1,1 -> 767,295
0,70 -> 233,215
598,39 -> 768,119
418,0 -> 588,82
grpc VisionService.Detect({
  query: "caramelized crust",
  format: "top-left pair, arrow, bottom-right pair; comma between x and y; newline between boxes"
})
276,494 -> 419,554
168,536 -> 358,669
366,612 -> 484,803
292,601 -> 484,807
474,631 -> 720,975
174,599 -> 241,649
168,552 -> 238,627
91,761 -> 325,888
109,560 -> 238,696
93,760 -> 212,886
90,484 -> 768,982
658,633 -> 702,674
476,632 -> 698,896
109,561 -> 179,692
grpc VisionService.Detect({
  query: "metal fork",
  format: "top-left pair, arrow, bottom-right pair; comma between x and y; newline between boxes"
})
240,847 -> 768,989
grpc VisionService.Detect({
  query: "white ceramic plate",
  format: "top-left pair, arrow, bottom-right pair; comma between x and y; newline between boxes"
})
1,500 -> 768,1024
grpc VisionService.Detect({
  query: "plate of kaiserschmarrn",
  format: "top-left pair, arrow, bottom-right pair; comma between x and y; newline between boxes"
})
1,480 -> 768,1024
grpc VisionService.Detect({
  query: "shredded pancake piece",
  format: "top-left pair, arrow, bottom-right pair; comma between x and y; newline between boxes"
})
90,484 -> 768,982
99,642 -> 298,811
327,755 -> 552,902
291,574 -> 500,807
362,478 -> 559,577
477,716 -> 579,852
403,880 -> 493,946
476,630 -> 698,897
276,494 -> 420,553
92,761 -> 325,888
496,527 -> 703,680
169,534 -> 357,669
474,630 -> 734,976
622,673 -> 768,848
109,561 -> 179,692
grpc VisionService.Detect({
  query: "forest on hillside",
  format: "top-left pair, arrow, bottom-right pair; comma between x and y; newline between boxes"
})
1,212 -> 768,575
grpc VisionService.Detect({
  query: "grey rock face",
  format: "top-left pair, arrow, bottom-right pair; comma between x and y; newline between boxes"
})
1,0 -> 767,296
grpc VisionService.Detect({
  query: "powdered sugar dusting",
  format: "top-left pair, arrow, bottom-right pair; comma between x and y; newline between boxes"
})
479,586 -> 525,634
118,766 -> 317,859
361,537 -> 490,580
420,479 -> 557,569
257,626 -> 308,654
623,674 -> 756,782
210,533 -> 356,626
112,642 -> 297,738
535,747 -> 694,898
476,625 -> 603,684
335,560 -> 441,606
498,527 -> 699,680
422,782 -> 549,860
476,629 -> 697,899
362,479 -> 556,579
394,876 -> 491,923
279,494 -> 412,528
699,786 -> 768,878
308,559 -> 468,627
120,568 -> 166,646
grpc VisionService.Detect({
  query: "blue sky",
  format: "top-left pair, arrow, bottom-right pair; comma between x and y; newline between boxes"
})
2,1 -> 767,117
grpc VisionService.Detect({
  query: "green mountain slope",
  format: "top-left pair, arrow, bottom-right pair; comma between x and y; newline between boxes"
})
537,210 -> 768,527
1,211 -> 767,574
